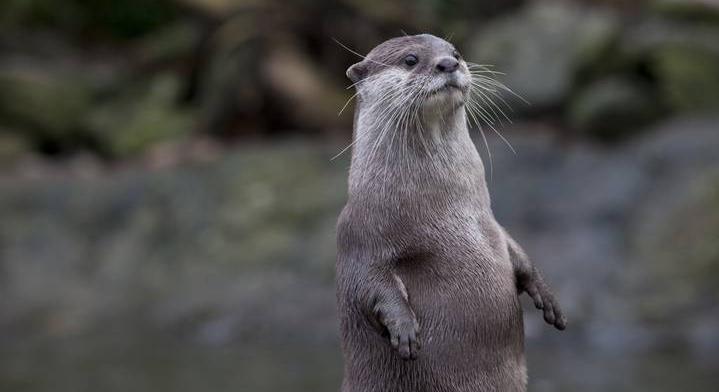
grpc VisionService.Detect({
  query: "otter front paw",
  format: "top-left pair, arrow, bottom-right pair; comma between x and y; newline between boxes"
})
524,280 -> 567,331
385,316 -> 420,360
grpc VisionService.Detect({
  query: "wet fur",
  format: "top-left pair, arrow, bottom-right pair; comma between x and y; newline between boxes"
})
336,34 -> 565,392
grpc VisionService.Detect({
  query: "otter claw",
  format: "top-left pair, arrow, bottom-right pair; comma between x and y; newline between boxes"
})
525,281 -> 566,331
388,318 -> 420,360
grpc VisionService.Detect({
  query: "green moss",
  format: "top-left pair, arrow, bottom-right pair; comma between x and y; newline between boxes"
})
0,0 -> 85,31
652,0 -> 719,25
653,45 -> 719,111
634,175 -> 719,322
87,74 -> 194,157
0,69 -> 93,145
0,0 -> 178,39
568,77 -> 661,141
136,22 -> 201,65
0,131 -> 30,165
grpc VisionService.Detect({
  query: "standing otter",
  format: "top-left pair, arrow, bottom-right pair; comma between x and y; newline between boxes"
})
336,34 -> 566,392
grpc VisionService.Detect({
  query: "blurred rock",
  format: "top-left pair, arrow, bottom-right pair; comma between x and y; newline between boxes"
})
568,77 -> 661,141
0,67 -> 93,148
2,115 -> 719,351
0,131 -> 30,166
198,19 -> 265,135
630,171 -> 719,332
485,116 -> 719,350
264,42 -> 350,131
177,0 -> 256,18
468,1 -> 619,108
653,45 -> 719,111
135,21 -> 203,66
652,0 -> 719,22
0,142 -> 345,341
341,0 -> 523,29
0,0 -> 178,39
622,14 -> 719,112
87,74 -> 194,158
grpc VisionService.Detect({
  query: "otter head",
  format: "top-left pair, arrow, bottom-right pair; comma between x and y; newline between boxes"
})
346,34 -> 470,120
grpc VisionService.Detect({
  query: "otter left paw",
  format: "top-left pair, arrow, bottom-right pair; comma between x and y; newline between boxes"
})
524,280 -> 567,330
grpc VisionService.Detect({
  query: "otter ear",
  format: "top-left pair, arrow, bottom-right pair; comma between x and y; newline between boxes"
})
346,61 -> 367,83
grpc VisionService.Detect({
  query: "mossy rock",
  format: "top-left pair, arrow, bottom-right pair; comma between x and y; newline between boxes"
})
0,130 -> 30,166
568,77 -> 661,142
652,45 -> 719,112
621,13 -> 719,112
0,142 -> 345,337
652,0 -> 719,24
467,1 -> 619,108
87,74 -> 194,157
631,174 -> 719,323
199,19 -> 264,135
0,0 -> 178,39
0,68 -> 93,147
135,22 -> 202,65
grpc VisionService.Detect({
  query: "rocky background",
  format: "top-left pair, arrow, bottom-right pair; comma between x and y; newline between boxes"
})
1,0 -> 718,391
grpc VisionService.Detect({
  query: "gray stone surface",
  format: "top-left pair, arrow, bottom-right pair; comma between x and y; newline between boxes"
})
468,1 -> 619,109
1,117 -> 718,353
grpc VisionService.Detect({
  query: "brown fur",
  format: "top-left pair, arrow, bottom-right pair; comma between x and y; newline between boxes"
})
336,34 -> 565,392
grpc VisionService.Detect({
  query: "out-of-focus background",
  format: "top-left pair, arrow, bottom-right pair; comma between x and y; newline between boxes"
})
0,0 -> 718,390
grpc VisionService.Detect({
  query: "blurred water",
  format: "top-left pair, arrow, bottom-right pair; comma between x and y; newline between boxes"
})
2,336 -> 717,392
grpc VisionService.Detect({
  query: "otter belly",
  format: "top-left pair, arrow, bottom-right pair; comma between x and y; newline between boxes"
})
341,248 -> 527,392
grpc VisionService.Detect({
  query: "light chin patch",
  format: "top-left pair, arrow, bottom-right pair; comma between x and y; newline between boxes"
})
423,88 -> 464,112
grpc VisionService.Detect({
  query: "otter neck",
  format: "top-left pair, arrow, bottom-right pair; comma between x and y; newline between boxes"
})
348,102 -> 490,205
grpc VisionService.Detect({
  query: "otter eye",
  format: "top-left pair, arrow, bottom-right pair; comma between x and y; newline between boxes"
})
404,54 -> 418,67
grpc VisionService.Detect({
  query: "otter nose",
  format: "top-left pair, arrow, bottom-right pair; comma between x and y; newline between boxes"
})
436,57 -> 459,73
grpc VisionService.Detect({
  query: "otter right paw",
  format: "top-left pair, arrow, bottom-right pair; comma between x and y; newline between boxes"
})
386,317 -> 420,360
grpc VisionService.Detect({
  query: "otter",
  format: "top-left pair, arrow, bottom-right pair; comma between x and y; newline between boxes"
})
335,34 -> 566,392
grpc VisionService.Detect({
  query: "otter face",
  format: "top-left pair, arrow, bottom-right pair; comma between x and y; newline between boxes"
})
346,34 -> 471,113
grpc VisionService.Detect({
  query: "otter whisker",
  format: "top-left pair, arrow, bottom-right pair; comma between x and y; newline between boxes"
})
384,86 -> 415,185
467,69 -> 506,77
474,84 -> 516,116
366,97 -> 401,162
338,91 -> 360,117
465,100 -> 494,181
381,98 -> 415,183
469,74 -> 522,115
469,80 -> 518,155
345,72 -> 383,90
332,76 -> 390,161
467,89 -> 517,156
469,81 -> 510,123
333,37 -> 391,68
387,77 -> 426,172
414,79 -> 434,163
466,98 -> 497,127
399,75 -> 430,174
467,83 -> 503,122
467,69 -> 527,156
470,73 -> 529,105
333,78 -> 411,162
366,81 -> 418,181
331,144 -> 355,161
466,62 -> 506,75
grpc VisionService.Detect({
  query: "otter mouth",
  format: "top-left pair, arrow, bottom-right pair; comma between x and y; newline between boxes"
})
428,81 -> 467,96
